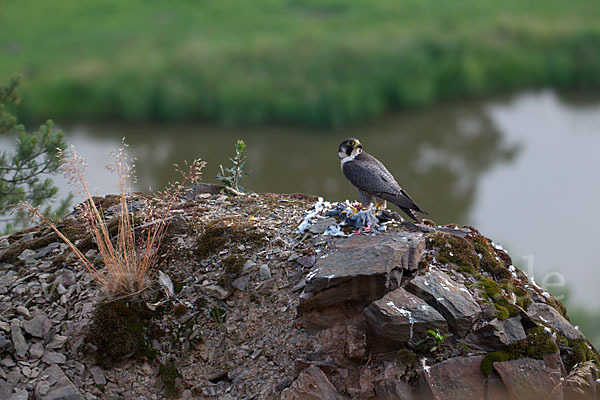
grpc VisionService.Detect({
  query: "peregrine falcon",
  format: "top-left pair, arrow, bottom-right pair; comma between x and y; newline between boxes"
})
338,138 -> 428,222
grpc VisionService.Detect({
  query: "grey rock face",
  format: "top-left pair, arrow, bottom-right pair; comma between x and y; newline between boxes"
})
200,284 -> 231,300
232,274 -> 251,291
280,365 -> 343,400
486,372 -> 510,400
420,356 -> 486,400
0,333 -> 10,352
7,370 -> 22,392
299,234 -> 425,310
46,335 -> 67,350
42,351 -> 66,365
364,287 -> 447,345
89,366 -> 106,385
34,242 -> 60,259
275,376 -> 292,391
23,315 -> 51,338
35,364 -> 83,400
405,270 -> 481,336
10,390 -> 29,400
56,269 -> 76,287
375,363 -> 416,400
527,302 -> 583,340
15,306 -> 31,319
494,358 -> 563,400
166,215 -> 189,234
10,323 -> 28,358
29,341 -> 45,359
17,249 -> 36,264
297,255 -> 316,268
465,317 -> 526,350
242,260 -> 257,274
0,380 -> 12,399
259,264 -> 272,280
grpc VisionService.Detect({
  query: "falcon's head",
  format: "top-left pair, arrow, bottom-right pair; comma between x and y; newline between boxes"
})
338,138 -> 362,159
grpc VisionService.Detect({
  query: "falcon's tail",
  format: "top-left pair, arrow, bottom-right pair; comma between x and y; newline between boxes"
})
382,192 -> 428,222
401,207 -> 424,223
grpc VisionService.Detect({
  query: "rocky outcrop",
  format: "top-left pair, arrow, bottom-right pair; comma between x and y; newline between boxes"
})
280,365 -> 344,400
405,270 -> 481,336
527,302 -> 583,340
419,356 -> 486,399
494,358 -> 563,400
295,206 -> 600,400
364,287 -> 447,345
298,234 -> 424,311
465,317 -> 526,350
0,192 -> 598,399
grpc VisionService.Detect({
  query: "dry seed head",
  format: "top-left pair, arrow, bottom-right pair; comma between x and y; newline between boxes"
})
106,141 -> 137,191
60,146 -> 89,196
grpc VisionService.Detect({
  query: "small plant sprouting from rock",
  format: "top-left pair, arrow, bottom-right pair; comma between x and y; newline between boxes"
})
159,359 -> 182,398
217,139 -> 249,194
22,142 -> 205,299
427,329 -> 449,352
210,305 -> 226,331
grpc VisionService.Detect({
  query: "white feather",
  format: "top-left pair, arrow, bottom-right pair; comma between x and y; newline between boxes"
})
158,270 -> 174,298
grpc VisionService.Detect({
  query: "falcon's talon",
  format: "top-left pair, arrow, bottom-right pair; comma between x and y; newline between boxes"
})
352,225 -> 372,235
338,138 -> 429,223
347,204 -> 365,218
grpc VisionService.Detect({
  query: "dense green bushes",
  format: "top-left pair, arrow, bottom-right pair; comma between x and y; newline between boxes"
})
2,0 -> 600,126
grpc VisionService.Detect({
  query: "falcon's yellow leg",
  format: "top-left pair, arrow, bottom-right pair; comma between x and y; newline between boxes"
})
375,199 -> 387,211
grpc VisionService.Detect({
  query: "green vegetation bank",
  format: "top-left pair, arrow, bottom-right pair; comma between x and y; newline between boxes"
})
1,0 -> 600,126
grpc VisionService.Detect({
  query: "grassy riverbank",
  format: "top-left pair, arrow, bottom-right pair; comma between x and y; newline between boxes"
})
2,0 -> 600,126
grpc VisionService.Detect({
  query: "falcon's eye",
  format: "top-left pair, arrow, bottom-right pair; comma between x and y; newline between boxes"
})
347,141 -> 355,146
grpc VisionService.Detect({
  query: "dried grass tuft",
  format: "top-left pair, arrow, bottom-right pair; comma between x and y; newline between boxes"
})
22,141 -> 205,300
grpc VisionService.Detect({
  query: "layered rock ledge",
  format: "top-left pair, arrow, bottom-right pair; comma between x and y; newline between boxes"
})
0,189 -> 598,399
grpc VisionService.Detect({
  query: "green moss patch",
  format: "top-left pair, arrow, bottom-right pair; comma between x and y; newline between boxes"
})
59,219 -> 88,242
503,283 -> 532,310
428,232 -> 529,320
86,300 -> 154,367
0,230 -> 58,264
511,327 -> 559,359
217,255 -> 245,289
481,351 -> 514,376
427,233 -> 479,271
397,349 -> 419,370
159,359 -> 182,398
565,338 -> 600,371
494,304 -> 509,320
427,232 -> 510,279
475,276 -> 520,319
173,304 -> 188,318
473,238 -> 509,279
194,219 -> 264,259
481,328 -> 559,375
546,296 -> 571,322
